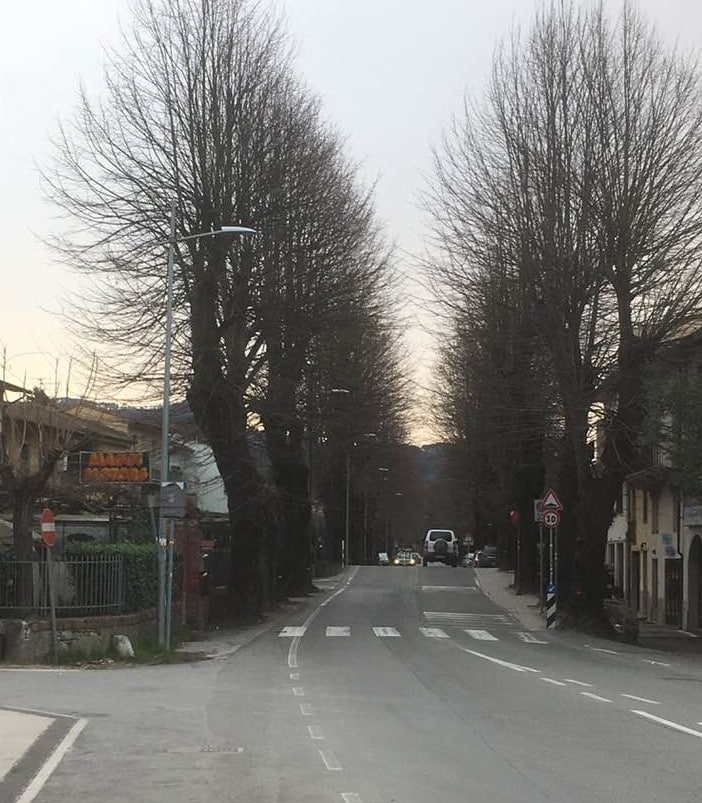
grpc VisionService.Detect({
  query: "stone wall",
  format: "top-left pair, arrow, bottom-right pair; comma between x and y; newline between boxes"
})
0,608 -> 159,664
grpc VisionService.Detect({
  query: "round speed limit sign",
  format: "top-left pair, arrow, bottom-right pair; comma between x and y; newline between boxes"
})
543,509 -> 560,528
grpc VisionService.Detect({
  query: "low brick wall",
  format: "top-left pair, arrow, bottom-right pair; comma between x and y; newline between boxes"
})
0,608 -> 159,664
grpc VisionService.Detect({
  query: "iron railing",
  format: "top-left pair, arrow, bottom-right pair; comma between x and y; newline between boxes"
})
0,555 -> 125,617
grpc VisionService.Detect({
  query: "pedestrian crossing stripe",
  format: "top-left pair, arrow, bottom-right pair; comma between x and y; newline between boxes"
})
419,627 -> 450,638
423,611 -> 515,625
279,626 -> 307,637
326,626 -> 350,637
276,625 -> 548,643
464,629 -> 499,641
372,627 -> 401,637
516,632 -> 548,644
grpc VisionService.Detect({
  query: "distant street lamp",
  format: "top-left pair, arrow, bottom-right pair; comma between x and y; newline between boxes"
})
159,202 -> 257,649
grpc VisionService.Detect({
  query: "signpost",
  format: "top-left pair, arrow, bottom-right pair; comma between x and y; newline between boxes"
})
537,488 -> 563,629
41,508 -> 59,662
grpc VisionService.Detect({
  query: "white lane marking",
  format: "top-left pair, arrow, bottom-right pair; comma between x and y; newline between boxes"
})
425,611 -> 513,623
299,704 -> 315,716
541,678 -> 567,686
307,725 -> 325,740
632,710 -> 702,739
461,647 -> 541,673
464,629 -> 499,641
0,668 -> 79,673
516,632 -> 548,644
580,692 -> 612,703
587,646 -> 619,655
372,627 -> 401,637
280,627 -> 307,637
319,749 -> 343,771
292,687 -> 305,697
326,626 -> 350,637
288,567 -> 359,669
341,795 -> 363,803
621,694 -> 661,705
643,659 -> 671,667
289,672 -> 299,680
564,679 -> 593,687
16,718 -> 88,803
421,585 -> 477,591
419,627 -> 449,639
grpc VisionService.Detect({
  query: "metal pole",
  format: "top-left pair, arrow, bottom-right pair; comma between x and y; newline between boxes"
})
47,547 -> 58,663
516,523 -> 521,594
344,450 -> 351,567
165,519 -> 174,651
539,524 -> 544,611
158,202 -> 176,649
549,527 -> 554,586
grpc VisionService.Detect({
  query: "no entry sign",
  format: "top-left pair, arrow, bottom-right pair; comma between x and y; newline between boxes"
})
40,508 -> 56,547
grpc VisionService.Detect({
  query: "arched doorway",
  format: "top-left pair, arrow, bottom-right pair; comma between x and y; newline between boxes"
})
688,535 -> 702,631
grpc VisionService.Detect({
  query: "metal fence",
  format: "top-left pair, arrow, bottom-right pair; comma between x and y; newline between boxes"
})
0,555 -> 125,618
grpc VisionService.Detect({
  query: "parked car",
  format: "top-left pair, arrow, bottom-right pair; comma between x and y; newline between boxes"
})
462,552 -> 475,567
477,545 -> 498,567
422,529 -> 459,567
378,552 -> 390,566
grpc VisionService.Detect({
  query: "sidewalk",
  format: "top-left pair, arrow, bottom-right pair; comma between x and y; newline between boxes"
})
474,568 -> 546,631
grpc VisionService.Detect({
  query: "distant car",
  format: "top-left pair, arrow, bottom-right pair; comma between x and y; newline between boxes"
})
462,552 -> 475,567
477,545 -> 498,567
378,552 -> 390,566
423,529 -> 459,567
393,550 -> 417,566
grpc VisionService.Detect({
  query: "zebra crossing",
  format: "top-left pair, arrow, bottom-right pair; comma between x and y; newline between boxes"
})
277,617 -> 549,645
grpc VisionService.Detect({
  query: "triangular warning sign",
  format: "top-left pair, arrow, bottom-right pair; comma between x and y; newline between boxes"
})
540,487 -> 563,511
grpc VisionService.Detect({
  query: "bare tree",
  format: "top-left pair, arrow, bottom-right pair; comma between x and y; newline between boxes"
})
44,0 -> 405,609
425,1 -> 702,615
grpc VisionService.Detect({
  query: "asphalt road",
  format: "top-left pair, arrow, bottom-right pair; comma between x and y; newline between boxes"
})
2,564 -> 702,802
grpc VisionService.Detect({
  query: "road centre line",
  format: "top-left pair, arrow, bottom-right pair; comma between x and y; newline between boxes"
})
541,678 -> 567,686
632,710 -> 702,739
319,749 -> 343,771
288,567 -> 359,668
564,679 -> 593,687
621,694 -> 661,705
586,646 -> 619,655
16,718 -> 88,803
307,725 -> 325,740
643,659 -> 671,667
580,692 -> 612,703
460,646 -> 541,673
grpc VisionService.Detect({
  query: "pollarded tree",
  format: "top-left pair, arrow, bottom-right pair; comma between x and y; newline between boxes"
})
45,0 -> 401,609
425,1 -> 702,615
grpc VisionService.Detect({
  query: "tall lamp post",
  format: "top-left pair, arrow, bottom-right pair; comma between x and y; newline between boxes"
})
330,388 -> 351,568
159,202 -> 257,649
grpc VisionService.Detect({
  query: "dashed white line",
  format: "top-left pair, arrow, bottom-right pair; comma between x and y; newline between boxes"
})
341,794 -> 363,802
621,694 -> 661,705
307,725 -> 325,740
564,679 -> 593,687
541,678 -> 567,686
632,710 -> 702,739
587,646 -> 619,655
319,749 -> 343,771
292,687 -> 305,697
643,659 -> 670,667
460,647 -> 541,673
580,692 -> 612,703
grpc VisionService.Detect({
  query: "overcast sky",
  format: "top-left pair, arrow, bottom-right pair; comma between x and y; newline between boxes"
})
1,0 -> 700,439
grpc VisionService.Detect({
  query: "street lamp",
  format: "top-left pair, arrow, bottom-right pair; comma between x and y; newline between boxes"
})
159,202 -> 257,649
